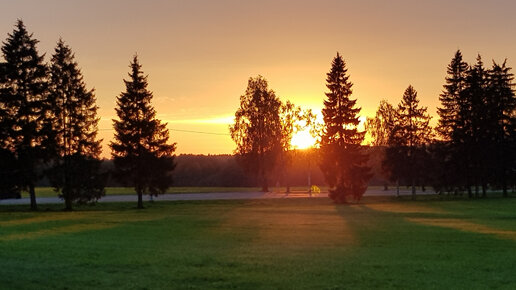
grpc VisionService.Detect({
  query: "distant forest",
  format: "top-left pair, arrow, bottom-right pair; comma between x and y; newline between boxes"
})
36,147 -> 387,188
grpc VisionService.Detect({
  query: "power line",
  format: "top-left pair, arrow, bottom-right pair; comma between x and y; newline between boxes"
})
98,127 -> 230,136
169,128 -> 230,136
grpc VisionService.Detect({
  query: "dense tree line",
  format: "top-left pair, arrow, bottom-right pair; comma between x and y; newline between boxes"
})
368,50 -> 516,197
0,20 -> 176,209
0,20 -> 108,209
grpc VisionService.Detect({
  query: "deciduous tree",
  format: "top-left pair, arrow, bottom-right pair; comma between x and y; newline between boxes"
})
365,99 -> 396,146
230,76 -> 282,192
278,100 -> 302,192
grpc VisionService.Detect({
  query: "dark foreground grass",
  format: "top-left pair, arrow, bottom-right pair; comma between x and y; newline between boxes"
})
0,197 -> 515,289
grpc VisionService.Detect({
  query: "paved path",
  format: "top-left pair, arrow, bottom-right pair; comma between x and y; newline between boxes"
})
0,188 -> 435,205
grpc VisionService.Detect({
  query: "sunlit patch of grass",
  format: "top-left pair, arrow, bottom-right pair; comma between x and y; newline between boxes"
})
218,204 -> 356,252
0,223 -> 115,241
0,212 -> 91,227
406,217 -> 516,241
365,202 -> 447,214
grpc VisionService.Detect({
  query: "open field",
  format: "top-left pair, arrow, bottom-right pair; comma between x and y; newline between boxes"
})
1,197 -> 515,289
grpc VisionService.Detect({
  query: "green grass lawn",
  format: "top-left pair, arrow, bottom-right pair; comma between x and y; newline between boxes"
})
1,197 -> 515,289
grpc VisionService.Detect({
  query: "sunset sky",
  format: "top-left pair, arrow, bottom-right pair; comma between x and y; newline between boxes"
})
1,0 -> 516,157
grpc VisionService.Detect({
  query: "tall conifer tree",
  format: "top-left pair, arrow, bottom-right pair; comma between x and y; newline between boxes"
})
388,86 -> 432,198
47,39 -> 106,210
0,20 -> 51,209
110,56 -> 176,209
437,50 -> 468,141
486,61 -> 516,196
319,53 -> 370,203
458,56 -> 488,197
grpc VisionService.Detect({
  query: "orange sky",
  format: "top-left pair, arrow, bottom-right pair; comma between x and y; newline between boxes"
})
2,0 -> 516,157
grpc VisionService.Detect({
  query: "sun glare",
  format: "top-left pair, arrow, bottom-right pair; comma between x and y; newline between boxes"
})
291,128 -> 316,149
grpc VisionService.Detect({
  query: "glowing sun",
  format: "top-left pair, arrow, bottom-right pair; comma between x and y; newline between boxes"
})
291,128 -> 316,149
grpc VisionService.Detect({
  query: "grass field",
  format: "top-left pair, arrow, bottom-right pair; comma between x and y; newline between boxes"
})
21,186 -> 332,198
1,197 -> 515,289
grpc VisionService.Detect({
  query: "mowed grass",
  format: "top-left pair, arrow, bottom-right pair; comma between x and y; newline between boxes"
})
1,197 -> 515,289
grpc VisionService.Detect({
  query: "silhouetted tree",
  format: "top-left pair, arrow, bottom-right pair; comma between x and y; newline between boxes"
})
230,76 -> 282,192
436,52 -> 516,197
486,60 -> 516,197
437,50 -> 469,141
319,53 -> 370,203
386,86 -> 431,199
365,99 -> 396,190
0,20 -> 51,210
279,100 -> 302,192
46,39 -> 106,210
457,56 -> 488,197
0,149 -> 20,199
432,51 -> 469,194
110,55 -> 176,209
365,99 -> 396,147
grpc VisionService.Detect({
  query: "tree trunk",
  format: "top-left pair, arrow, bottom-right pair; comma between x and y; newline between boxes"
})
261,170 -> 268,192
481,184 -> 487,198
411,180 -> 416,200
502,175 -> 508,197
307,156 -> 312,193
65,197 -> 73,211
396,179 -> 400,198
137,191 -> 144,209
29,183 -> 37,211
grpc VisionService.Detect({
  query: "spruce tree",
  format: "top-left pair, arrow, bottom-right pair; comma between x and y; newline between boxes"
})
388,86 -> 432,198
319,53 -> 370,203
434,50 -> 469,194
230,76 -> 283,192
110,55 -> 176,209
486,60 -> 516,197
0,20 -> 51,210
459,55 -> 488,197
437,50 -> 468,141
47,39 -> 106,210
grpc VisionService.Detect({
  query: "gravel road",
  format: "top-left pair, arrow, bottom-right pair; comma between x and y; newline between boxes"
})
0,187 -> 435,205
